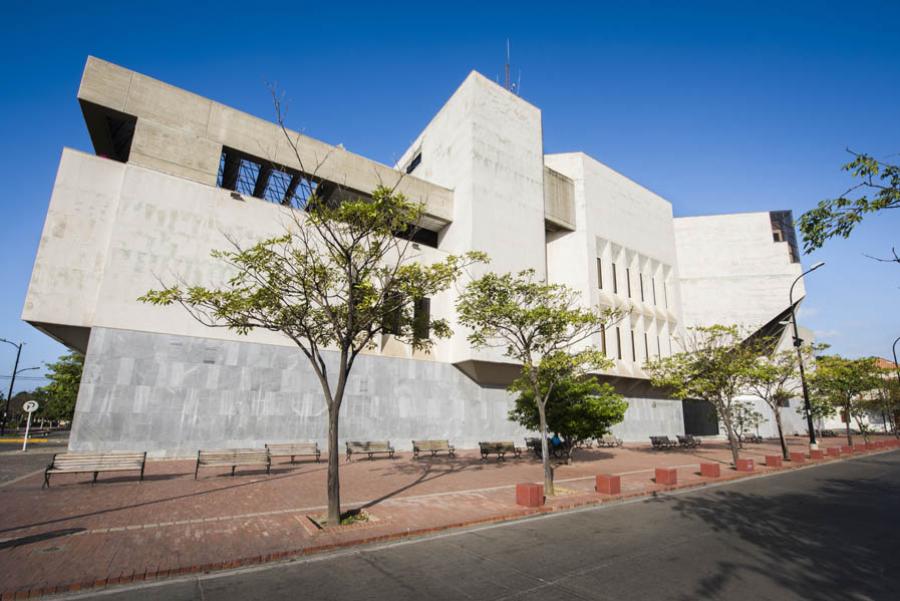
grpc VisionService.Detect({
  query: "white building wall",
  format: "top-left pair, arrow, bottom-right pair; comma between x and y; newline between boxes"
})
674,212 -> 804,332
544,153 -> 684,380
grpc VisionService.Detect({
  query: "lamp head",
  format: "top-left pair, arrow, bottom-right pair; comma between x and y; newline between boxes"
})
810,261 -> 825,271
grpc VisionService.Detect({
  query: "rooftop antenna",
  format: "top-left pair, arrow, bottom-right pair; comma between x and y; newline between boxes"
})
505,39 -> 511,91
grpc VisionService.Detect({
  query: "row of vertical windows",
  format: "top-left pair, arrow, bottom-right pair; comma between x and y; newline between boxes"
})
596,257 -> 669,308
599,326 -> 670,364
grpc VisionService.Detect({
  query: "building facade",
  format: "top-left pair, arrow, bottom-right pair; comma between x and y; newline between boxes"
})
24,57 -> 809,456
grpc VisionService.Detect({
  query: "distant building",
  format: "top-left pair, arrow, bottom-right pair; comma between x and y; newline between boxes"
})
23,57 -> 810,456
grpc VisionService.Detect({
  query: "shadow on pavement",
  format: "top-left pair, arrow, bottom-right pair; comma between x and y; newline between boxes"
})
667,455 -> 900,601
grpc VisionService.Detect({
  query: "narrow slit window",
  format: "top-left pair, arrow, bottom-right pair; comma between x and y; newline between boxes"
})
644,332 -> 649,361
651,278 -> 657,305
657,335 -> 662,358
596,258 -> 603,289
626,269 -> 632,298
639,273 -> 645,302
630,330 -> 636,362
616,327 -> 622,360
405,152 -> 422,174
664,282 -> 669,308
600,324 -> 607,356
612,263 -> 618,294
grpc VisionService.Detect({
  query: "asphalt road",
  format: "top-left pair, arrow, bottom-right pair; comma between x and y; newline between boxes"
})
0,431 -> 68,484
69,451 -> 900,601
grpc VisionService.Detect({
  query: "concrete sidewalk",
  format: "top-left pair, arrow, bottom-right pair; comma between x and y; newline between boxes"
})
0,436 -> 896,599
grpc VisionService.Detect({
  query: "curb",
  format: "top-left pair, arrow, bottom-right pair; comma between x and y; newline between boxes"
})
5,444 -> 898,600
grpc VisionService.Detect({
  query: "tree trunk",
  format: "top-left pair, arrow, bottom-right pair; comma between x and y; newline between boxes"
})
721,406 -> 740,466
844,401 -> 853,447
536,400 -> 554,496
326,403 -> 341,524
773,407 -> 789,460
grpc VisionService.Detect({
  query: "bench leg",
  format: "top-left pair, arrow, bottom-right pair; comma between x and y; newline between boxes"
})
92,471 -> 99,485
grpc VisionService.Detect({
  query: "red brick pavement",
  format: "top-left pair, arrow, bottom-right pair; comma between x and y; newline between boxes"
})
0,435 -> 895,598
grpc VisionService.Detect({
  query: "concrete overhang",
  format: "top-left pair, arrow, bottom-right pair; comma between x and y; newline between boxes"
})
543,166 -> 575,231
76,56 -> 453,232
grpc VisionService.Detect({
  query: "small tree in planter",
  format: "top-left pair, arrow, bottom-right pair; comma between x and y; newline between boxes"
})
645,325 -> 758,467
745,347 -> 816,460
456,270 -> 622,495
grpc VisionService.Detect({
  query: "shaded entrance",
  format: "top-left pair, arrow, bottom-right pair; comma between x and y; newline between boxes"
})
682,399 -> 719,436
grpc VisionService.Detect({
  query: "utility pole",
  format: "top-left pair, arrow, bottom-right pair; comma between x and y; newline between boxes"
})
1,339 -> 23,436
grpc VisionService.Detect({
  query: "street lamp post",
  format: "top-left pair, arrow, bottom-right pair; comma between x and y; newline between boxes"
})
789,261 -> 826,450
1,339 -> 24,436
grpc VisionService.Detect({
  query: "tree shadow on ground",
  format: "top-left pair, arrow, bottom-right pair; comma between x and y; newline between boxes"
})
665,456 -> 900,600
0,527 -> 85,550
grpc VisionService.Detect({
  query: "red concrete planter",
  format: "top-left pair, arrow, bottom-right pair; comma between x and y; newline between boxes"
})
515,483 -> 544,507
735,459 -> 754,472
655,468 -> 677,486
595,474 -> 621,495
864,443 -> 874,451
765,455 -> 783,467
841,445 -> 852,454
789,452 -> 806,463
700,462 -> 720,478
827,447 -> 841,457
810,450 -> 825,460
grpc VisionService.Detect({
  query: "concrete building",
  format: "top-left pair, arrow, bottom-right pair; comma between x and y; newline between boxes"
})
23,57 -> 811,456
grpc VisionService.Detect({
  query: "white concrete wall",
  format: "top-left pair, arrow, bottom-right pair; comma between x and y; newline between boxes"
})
674,212 -> 804,331
396,72 -> 547,365
544,153 -> 684,380
23,149 -> 455,363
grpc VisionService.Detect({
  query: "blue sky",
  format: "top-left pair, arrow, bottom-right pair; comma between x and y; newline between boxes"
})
1,1 -> 898,392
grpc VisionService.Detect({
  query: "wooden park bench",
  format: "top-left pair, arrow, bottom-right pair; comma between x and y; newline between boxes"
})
479,441 -> 523,461
650,436 -> 677,450
412,439 -> 455,459
597,434 -> 623,448
43,451 -> 147,488
194,449 -> 271,479
677,434 -> 702,448
345,441 -> 395,461
266,442 -> 320,463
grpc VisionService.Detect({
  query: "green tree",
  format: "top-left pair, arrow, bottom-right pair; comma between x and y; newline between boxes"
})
456,270 -> 620,495
34,352 -> 84,423
798,151 -> 900,259
508,370 -> 627,459
645,325 -> 758,466
808,355 -> 883,446
745,347 -> 815,460
873,373 -> 899,435
142,186 -> 484,524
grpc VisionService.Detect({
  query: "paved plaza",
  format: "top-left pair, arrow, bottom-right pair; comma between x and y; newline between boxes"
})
0,436 -> 896,598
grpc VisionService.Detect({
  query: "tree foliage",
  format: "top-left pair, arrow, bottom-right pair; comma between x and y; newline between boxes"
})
35,352 -> 84,422
456,269 -> 622,494
798,151 -> 900,257
745,346 -> 815,459
509,371 -> 627,449
808,355 -> 883,445
142,186 -> 484,523
645,325 -> 759,466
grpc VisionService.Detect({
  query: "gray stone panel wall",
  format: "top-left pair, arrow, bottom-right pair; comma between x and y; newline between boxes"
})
70,327 -> 689,457
71,328 -> 530,458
